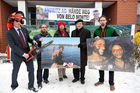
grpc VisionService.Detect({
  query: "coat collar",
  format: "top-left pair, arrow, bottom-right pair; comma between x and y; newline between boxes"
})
98,25 -> 109,30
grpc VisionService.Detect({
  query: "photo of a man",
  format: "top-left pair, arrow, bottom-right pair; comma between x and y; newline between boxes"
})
51,45 -> 64,68
90,10 -> 100,23
41,38 -> 80,69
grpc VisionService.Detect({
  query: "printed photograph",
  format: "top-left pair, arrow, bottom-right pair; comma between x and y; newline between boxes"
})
41,37 -> 80,68
87,36 -> 134,72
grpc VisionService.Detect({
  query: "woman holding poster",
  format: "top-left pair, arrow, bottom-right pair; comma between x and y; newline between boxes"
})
54,21 -> 69,81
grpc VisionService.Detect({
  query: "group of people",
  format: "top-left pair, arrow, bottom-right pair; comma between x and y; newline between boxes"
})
6,11 -> 121,92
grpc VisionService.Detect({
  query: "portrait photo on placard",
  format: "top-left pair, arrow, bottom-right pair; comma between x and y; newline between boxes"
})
87,36 -> 134,72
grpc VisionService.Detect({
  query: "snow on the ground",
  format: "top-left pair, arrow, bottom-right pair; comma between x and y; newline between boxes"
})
0,61 -> 140,93
0,53 -> 7,56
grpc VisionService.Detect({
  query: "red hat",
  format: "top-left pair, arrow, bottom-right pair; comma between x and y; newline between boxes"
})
58,22 -> 66,28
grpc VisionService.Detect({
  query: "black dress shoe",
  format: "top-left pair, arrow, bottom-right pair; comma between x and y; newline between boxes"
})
59,78 -> 63,81
12,87 -> 17,91
63,75 -> 68,79
81,80 -> 85,84
28,87 -> 38,92
38,83 -> 42,89
11,85 -> 18,91
44,80 -> 49,84
72,79 -> 79,83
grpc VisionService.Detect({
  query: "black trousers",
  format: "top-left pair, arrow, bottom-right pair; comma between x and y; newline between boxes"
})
11,59 -> 34,89
37,58 -> 49,85
73,66 -> 85,81
99,70 -> 114,85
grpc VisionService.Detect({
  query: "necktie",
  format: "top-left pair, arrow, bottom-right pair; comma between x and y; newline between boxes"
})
18,28 -> 26,49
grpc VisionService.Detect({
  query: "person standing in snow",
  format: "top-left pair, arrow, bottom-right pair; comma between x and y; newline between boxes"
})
71,19 -> 91,84
6,14 -> 38,92
54,21 -> 69,81
94,15 -> 119,91
33,24 -> 51,89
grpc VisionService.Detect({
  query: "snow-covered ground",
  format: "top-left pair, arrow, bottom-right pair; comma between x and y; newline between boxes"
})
0,60 -> 140,93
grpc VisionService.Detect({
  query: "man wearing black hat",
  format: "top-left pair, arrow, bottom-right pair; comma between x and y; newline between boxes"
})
71,19 -> 91,84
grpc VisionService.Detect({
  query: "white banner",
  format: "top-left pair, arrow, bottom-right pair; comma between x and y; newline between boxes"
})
36,5 -> 102,22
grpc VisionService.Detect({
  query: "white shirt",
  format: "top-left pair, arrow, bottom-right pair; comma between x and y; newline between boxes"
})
14,26 -> 27,57
14,26 -> 26,44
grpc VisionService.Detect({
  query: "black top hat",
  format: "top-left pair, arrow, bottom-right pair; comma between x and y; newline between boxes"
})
75,19 -> 83,24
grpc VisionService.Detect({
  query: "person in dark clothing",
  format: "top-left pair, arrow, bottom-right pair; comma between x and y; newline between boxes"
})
71,19 -> 91,84
6,14 -> 38,92
52,45 -> 64,65
33,24 -> 51,89
54,22 -> 69,81
94,15 -> 119,91
54,22 -> 69,37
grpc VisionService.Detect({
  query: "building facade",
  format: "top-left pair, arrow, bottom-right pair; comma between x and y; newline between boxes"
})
0,0 -> 140,53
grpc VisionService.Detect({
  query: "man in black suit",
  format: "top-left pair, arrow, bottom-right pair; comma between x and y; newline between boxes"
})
6,14 -> 37,92
71,19 -> 91,84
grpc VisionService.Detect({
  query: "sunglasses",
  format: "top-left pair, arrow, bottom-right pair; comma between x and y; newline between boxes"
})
15,20 -> 21,23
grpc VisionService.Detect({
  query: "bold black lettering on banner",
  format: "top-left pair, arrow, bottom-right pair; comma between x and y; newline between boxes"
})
66,14 -> 75,20
76,15 -> 89,20
82,9 -> 90,14
68,9 -> 81,14
57,14 -> 65,19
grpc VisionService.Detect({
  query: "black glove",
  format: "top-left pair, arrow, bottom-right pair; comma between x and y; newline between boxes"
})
78,43 -> 83,48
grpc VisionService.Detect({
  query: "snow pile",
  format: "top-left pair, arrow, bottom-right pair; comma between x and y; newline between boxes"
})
0,61 -> 140,93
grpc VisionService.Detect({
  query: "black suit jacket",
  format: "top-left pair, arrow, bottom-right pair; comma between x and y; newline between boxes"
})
54,29 -> 69,37
6,27 -> 33,62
